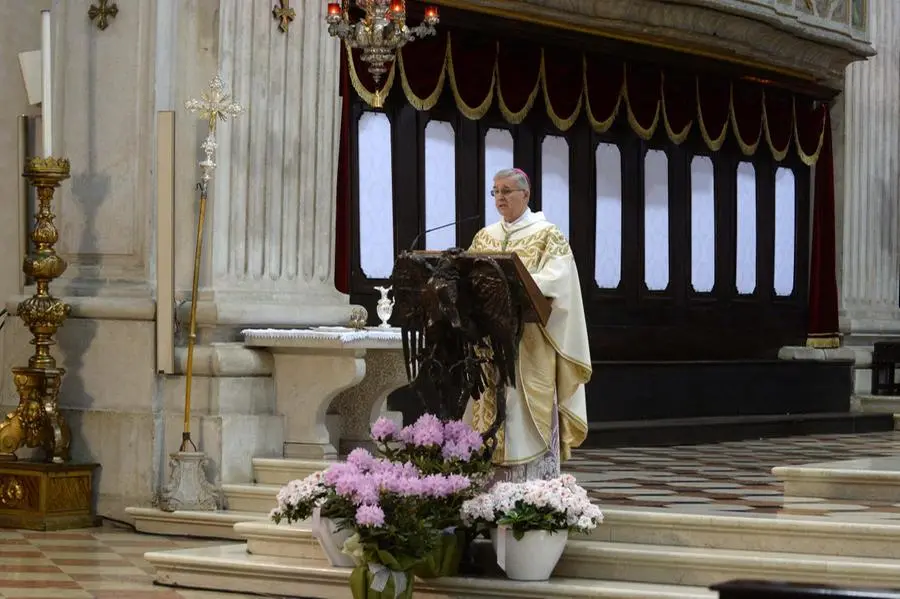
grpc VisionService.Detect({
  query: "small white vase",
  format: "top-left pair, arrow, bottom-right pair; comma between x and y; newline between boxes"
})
490,526 -> 568,581
311,508 -> 356,568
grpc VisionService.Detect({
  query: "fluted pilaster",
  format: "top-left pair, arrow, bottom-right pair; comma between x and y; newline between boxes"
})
837,0 -> 900,336
193,0 -> 349,328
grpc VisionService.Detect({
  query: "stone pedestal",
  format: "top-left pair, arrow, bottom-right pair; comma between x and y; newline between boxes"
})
243,328 -> 406,459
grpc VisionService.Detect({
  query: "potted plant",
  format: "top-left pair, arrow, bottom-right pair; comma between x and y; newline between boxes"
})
270,470 -> 358,567
461,474 -> 603,581
370,414 -> 493,578
323,450 -> 472,598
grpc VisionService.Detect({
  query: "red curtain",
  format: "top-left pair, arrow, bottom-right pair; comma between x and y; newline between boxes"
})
334,43 -> 351,295
806,108 -> 840,348
348,33 -> 827,164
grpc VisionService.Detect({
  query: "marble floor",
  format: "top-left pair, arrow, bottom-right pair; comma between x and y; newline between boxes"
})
569,430 -> 900,519
6,431 -> 900,597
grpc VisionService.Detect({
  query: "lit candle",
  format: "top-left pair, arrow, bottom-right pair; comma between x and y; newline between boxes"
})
41,10 -> 52,157
425,6 -> 438,19
390,1 -> 404,14
327,2 -> 341,16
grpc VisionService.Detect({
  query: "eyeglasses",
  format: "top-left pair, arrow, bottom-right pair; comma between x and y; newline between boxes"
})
490,188 -> 523,197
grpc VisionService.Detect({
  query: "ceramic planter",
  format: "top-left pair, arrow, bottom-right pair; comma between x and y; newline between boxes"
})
490,526 -> 567,581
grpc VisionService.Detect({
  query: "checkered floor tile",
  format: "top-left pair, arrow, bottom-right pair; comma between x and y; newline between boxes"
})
565,431 -> 900,518
0,528 -> 261,599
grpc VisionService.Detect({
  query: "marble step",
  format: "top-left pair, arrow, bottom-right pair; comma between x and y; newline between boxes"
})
238,508 -> 900,560
252,458 -> 329,485
596,507 -> 900,558
222,483 -> 280,513
773,456 -> 900,502
236,519 -> 900,588
126,507 -> 266,540
555,540 -> 900,589
146,544 -> 714,599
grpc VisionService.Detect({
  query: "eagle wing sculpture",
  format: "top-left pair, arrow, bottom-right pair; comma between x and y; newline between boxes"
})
391,249 -> 525,445
390,250 -> 433,382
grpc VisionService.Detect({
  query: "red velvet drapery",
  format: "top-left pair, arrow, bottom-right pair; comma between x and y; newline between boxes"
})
334,43 -> 351,295
345,31 -> 827,164
806,109 -> 840,348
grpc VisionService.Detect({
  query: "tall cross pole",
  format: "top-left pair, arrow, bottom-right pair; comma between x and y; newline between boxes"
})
180,75 -> 243,451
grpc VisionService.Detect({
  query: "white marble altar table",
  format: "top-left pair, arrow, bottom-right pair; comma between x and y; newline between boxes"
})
242,327 -> 408,459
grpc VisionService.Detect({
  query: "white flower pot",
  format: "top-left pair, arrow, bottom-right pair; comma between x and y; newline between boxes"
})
311,508 -> 356,568
490,526 -> 568,581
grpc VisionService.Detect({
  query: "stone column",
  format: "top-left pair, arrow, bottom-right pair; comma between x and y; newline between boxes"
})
836,0 -> 900,339
832,0 -> 900,394
185,0 -> 351,333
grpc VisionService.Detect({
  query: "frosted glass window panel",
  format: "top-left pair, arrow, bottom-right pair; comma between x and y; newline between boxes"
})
736,162 -> 757,295
484,128 -> 515,221
644,150 -> 669,291
690,156 -> 716,293
774,168 -> 796,296
357,112 -> 395,279
540,135 -> 570,238
594,143 -> 622,288
424,121 -> 457,250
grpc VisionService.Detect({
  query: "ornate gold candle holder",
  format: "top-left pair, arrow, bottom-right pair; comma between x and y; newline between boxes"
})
0,157 -> 72,463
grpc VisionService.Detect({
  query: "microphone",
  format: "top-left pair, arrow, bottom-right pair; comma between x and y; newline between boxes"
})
408,215 -> 481,252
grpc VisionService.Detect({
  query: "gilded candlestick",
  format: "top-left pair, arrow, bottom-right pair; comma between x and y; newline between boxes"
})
0,157 -> 72,463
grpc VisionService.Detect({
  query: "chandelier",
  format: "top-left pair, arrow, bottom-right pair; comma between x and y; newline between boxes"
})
326,1 -> 440,84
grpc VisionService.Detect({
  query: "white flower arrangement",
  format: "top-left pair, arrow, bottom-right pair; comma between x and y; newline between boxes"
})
460,474 -> 603,539
270,470 -> 328,524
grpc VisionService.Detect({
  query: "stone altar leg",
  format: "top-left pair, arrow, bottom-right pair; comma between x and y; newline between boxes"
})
271,348 -> 365,459
329,349 -> 408,454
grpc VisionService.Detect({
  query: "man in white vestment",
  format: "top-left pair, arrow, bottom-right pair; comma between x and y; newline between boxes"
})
465,168 -> 592,482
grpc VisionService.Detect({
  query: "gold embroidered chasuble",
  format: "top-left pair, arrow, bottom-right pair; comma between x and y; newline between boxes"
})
465,209 -> 591,467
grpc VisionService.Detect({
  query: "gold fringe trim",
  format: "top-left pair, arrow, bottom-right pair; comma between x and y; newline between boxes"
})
762,90 -> 792,162
345,43 -> 396,108
792,98 -> 826,166
540,50 -> 582,132
661,73 -> 692,145
397,40 -> 448,111
583,56 -> 622,133
806,334 -> 842,349
447,33 -> 496,121
623,65 -> 660,141
497,51 -> 541,125
729,85 -> 762,157
696,78 -> 729,152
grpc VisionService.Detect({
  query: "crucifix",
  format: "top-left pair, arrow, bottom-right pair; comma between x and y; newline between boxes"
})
88,0 -> 118,31
273,0 -> 296,33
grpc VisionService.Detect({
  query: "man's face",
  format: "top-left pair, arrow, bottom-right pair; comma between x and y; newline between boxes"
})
492,177 -> 530,222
